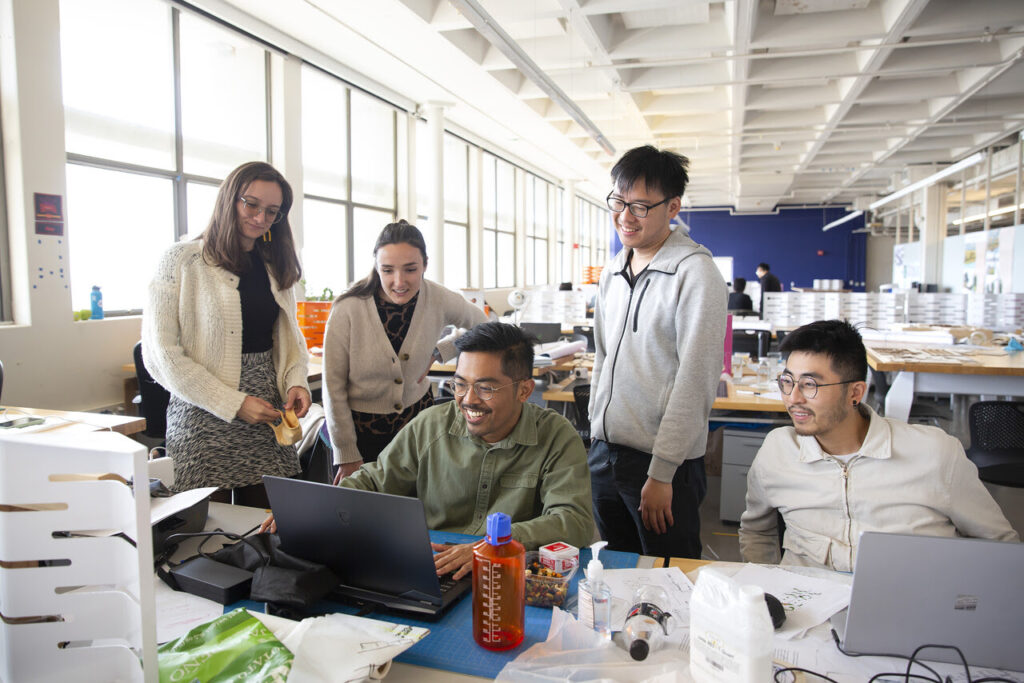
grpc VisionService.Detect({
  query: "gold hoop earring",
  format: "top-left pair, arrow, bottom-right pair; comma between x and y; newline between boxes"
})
263,230 -> 272,243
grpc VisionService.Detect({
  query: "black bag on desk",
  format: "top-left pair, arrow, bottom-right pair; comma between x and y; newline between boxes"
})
207,533 -> 339,610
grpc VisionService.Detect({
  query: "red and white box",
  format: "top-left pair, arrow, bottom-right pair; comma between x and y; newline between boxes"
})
539,541 -> 579,574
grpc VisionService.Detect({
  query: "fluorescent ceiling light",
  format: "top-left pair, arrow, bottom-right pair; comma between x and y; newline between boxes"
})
869,152 -> 985,211
952,202 -> 1024,226
449,0 -> 615,156
822,210 -> 862,232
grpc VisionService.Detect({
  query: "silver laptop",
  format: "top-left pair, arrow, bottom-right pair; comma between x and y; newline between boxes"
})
832,532 -> 1024,671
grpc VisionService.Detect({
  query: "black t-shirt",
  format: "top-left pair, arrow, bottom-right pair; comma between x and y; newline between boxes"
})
238,249 -> 278,353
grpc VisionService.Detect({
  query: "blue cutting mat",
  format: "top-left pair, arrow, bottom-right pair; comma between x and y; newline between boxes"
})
228,532 -> 638,679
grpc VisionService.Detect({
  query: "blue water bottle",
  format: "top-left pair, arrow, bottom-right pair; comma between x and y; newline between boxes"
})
90,286 -> 104,320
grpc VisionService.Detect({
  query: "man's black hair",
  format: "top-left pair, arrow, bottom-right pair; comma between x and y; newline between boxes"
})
733,277 -> 747,293
455,322 -> 536,381
610,145 -> 689,199
758,262 -> 771,272
779,319 -> 868,382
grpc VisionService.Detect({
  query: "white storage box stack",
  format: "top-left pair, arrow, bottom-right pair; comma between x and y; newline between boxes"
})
762,292 -> 791,325
0,432 -> 157,683
907,292 -> 968,325
994,293 -> 1024,331
792,293 -> 826,327
967,293 -> 998,328
843,293 -> 871,328
823,292 -> 845,321
874,292 -> 906,328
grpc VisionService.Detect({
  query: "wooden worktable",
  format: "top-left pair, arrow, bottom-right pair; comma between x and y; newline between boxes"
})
864,341 -> 1024,376
0,406 -> 146,436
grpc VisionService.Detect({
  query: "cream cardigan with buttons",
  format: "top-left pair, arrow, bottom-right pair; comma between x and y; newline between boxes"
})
323,279 -> 487,464
142,240 -> 309,423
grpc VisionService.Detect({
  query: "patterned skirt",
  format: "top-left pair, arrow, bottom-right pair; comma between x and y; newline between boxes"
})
166,350 -> 300,491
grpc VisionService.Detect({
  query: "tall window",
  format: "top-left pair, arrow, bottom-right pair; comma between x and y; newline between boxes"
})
482,154 -> 515,287
60,0 -> 273,313
525,174 -> 551,286
443,134 -> 470,289
300,69 -> 399,294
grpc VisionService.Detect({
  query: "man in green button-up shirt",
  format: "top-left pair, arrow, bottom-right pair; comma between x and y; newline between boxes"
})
340,322 -> 594,579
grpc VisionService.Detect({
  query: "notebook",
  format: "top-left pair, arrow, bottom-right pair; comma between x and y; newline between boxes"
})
263,476 -> 472,618
831,532 -> 1024,671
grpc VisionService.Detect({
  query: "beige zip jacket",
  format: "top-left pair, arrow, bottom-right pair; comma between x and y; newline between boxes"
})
739,404 -> 1018,572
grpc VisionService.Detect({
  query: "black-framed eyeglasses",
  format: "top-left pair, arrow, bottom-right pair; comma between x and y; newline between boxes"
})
446,378 -> 522,401
606,193 -> 670,218
777,375 -> 858,399
238,196 -> 285,224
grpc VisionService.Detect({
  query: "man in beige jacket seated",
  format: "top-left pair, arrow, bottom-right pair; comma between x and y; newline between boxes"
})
739,319 -> 1018,572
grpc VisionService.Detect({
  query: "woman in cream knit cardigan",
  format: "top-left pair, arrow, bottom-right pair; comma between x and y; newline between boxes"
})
143,162 -> 311,506
324,220 -> 486,481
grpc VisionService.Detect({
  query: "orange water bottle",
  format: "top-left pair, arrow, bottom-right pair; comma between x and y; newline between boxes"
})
472,512 -> 525,650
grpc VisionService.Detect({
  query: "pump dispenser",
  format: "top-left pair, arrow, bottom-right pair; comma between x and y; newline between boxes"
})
577,540 -> 612,639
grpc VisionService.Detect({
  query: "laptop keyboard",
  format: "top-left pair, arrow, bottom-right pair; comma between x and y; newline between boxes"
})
438,572 -> 463,594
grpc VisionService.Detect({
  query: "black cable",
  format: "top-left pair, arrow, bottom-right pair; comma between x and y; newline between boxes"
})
774,666 -> 839,682
867,673 -> 941,683
831,628 -> 943,681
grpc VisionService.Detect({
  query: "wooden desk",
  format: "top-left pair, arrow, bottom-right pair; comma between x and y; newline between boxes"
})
864,341 -> 1024,435
543,376 -> 788,413
0,406 -> 146,436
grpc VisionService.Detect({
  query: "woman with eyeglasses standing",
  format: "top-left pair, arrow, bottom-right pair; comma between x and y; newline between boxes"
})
143,161 -> 311,507
323,220 -> 487,483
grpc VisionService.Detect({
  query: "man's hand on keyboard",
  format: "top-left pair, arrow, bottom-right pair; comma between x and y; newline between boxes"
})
431,542 -> 475,580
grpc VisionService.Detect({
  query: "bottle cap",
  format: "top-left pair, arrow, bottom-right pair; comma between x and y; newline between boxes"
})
485,512 -> 512,546
629,638 -> 649,661
587,540 -> 608,583
739,584 -> 764,604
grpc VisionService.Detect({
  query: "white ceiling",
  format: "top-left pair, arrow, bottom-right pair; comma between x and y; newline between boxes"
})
204,0 -> 1024,211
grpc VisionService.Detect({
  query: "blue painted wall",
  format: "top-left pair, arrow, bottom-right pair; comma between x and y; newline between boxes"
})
676,207 -> 868,291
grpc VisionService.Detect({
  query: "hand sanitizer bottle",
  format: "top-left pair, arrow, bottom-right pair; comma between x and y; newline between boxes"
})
577,540 -> 612,640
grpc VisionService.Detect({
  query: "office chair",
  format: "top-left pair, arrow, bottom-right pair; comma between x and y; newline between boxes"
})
572,383 -> 591,448
732,329 -> 770,360
132,341 -> 170,441
870,370 -> 950,427
966,401 -> 1024,488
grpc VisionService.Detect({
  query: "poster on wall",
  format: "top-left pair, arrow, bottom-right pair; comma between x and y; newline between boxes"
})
892,242 -> 921,289
962,229 -> 1014,293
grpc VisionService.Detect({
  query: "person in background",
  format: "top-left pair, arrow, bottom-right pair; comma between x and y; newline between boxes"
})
755,262 -> 782,318
323,220 -> 487,482
728,277 -> 753,311
739,320 -> 1018,571
589,145 -> 727,560
262,322 -> 594,580
143,161 -> 311,507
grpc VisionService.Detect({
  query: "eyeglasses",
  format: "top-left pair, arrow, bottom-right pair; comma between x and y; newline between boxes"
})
446,378 -> 522,401
238,196 -> 285,224
777,375 -> 858,399
606,193 -> 671,218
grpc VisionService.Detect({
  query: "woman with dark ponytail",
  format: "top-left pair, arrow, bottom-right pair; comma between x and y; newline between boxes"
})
323,220 -> 486,481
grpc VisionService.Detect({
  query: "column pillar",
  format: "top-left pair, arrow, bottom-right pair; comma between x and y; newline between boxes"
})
425,102 -> 447,283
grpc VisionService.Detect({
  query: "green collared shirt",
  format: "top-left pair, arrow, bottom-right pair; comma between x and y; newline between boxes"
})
341,400 -> 594,550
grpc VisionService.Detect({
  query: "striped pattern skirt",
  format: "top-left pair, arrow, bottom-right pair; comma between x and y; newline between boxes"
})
166,350 -> 300,491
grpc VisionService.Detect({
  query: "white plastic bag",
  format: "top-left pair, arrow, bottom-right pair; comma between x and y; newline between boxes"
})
496,608 -> 695,683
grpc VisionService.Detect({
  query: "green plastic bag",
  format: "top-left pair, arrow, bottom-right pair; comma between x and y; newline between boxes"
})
158,608 -> 293,683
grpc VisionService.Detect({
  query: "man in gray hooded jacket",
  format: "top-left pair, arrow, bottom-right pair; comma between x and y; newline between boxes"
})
589,145 -> 727,559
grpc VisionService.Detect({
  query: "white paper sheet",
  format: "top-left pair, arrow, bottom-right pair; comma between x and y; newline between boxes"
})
153,576 -> 224,643
731,564 -> 851,639
598,567 -> 694,632
150,487 -> 218,525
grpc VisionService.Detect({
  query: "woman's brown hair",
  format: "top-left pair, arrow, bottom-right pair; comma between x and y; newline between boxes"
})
338,219 -> 428,301
199,161 -> 302,289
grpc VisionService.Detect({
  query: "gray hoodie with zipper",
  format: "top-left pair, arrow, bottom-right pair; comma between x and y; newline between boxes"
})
589,227 -> 727,483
